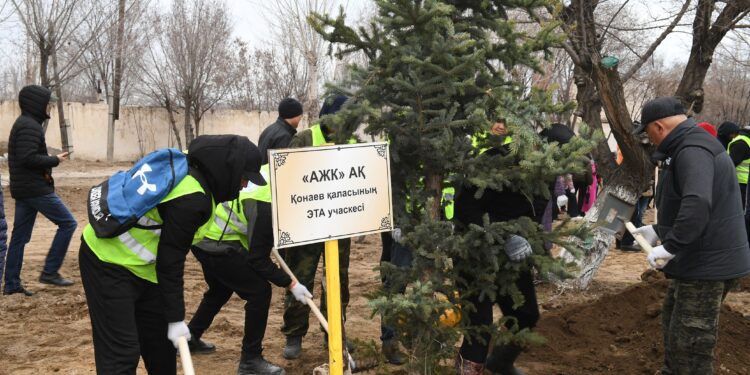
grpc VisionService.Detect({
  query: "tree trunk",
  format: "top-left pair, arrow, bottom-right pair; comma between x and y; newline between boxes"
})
573,64 -> 618,180
183,96 -> 194,145
51,43 -> 71,153
165,98 -> 183,150
39,46 -> 49,87
307,56 -> 319,122
108,0 -> 126,162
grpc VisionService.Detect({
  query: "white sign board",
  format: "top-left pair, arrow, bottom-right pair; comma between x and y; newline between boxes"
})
269,142 -> 393,249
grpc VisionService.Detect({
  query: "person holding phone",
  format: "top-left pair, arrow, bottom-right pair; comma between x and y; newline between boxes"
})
3,85 -> 78,296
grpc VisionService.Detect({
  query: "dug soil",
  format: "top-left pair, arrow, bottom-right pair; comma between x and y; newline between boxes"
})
0,161 -> 748,374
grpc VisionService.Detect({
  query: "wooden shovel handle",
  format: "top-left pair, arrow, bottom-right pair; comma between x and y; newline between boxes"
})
271,247 -> 329,332
177,336 -> 195,375
624,222 -> 665,266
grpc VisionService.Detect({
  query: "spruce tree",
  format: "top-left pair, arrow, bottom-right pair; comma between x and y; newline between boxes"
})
311,1 -> 597,372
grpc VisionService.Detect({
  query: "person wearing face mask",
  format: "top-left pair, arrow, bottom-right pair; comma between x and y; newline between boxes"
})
631,96 -> 750,375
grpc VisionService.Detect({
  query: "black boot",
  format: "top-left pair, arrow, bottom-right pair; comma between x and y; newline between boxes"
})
485,344 -> 526,375
237,354 -> 285,375
282,335 -> 302,359
188,336 -> 216,354
382,339 -> 406,365
39,272 -> 74,286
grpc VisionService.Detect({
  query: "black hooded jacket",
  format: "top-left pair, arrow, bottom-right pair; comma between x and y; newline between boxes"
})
155,135 -> 251,322
8,85 -> 59,199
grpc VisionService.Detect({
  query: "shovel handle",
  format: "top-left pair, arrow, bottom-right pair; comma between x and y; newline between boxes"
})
624,222 -> 665,267
271,247 -> 329,332
177,336 -> 195,375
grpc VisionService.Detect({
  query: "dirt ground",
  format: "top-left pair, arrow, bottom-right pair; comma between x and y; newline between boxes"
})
1,161 -> 749,375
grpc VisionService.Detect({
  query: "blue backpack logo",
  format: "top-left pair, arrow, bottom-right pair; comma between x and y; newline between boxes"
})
88,148 -> 188,238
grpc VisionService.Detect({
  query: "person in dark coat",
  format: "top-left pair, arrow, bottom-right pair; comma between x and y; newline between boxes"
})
257,97 -> 303,164
3,85 -> 77,296
80,135 -> 261,375
632,96 -> 750,375
453,130 -> 548,375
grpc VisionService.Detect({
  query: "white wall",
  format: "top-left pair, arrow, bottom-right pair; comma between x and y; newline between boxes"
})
0,100 -> 303,161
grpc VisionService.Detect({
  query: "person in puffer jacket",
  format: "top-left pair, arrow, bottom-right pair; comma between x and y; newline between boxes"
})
4,85 -> 76,296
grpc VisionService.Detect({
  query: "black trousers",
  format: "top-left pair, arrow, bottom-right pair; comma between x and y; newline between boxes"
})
188,247 -> 272,358
79,241 -> 176,375
459,270 -> 540,363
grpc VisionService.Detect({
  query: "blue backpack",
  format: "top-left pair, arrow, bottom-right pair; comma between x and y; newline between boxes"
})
87,148 -> 188,238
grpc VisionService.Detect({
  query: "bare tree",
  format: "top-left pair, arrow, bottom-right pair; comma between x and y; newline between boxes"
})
159,0 -> 234,143
262,0 -> 335,120
12,0 -> 109,151
226,42 -> 311,111
136,15 -> 183,149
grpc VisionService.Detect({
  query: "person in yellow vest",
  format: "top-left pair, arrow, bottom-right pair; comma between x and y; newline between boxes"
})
280,95 -> 358,359
79,135 -> 265,375
719,122 -> 750,207
185,163 -> 311,375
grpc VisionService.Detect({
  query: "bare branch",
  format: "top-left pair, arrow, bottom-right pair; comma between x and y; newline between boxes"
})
622,0 -> 692,82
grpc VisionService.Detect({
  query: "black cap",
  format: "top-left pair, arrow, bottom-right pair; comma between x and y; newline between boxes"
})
635,96 -> 686,134
539,123 -> 575,144
717,121 -> 740,137
278,97 -> 303,119
242,142 -> 266,186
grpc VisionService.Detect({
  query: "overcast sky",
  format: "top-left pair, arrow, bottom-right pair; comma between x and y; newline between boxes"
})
0,1 -> 696,79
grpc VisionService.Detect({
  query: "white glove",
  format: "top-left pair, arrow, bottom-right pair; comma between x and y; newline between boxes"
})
391,228 -> 403,244
647,245 -> 675,269
167,321 -> 191,348
633,225 -> 659,247
504,235 -> 533,262
556,195 -> 568,210
290,282 -> 312,303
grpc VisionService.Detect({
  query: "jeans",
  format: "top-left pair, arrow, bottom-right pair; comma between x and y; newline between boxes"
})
4,192 -> 77,291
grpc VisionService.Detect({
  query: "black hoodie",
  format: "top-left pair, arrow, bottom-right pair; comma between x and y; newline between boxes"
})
155,135 -> 251,322
8,85 -> 59,199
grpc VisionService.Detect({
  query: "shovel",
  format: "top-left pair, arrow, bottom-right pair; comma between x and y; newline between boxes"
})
597,193 -> 665,266
271,248 -> 370,374
177,336 -> 196,375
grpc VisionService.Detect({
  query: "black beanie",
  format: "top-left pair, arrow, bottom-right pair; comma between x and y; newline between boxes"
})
717,121 -> 740,137
278,98 -> 303,119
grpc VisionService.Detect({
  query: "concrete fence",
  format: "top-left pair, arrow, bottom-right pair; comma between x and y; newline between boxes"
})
0,100 -> 300,161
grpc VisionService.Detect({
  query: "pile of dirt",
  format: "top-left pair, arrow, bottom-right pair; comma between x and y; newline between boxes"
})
523,279 -> 750,374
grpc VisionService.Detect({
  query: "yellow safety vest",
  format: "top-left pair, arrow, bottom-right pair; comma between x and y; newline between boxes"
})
729,134 -> 750,184
204,165 -> 272,249
83,175 -> 214,283
471,133 -> 513,155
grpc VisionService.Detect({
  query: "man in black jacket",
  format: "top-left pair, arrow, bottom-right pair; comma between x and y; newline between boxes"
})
4,85 -> 77,296
80,135 -> 260,375
632,97 -> 750,375
257,97 -> 303,164
186,157 -> 312,375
